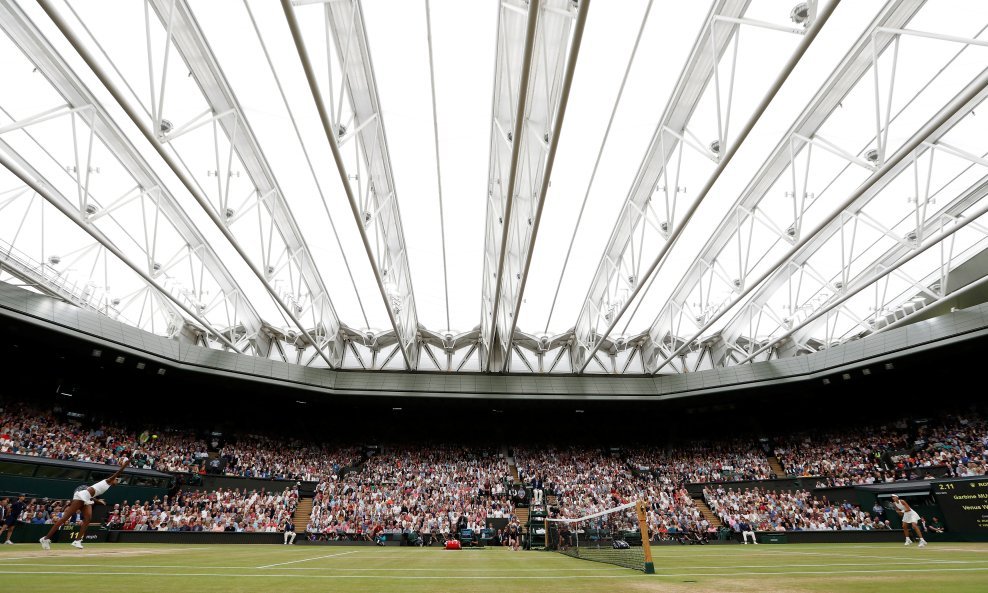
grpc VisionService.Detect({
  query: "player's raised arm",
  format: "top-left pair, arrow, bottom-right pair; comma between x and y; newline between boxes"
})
108,457 -> 131,483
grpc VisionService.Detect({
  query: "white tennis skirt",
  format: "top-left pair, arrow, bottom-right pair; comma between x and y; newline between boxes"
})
72,488 -> 94,506
902,510 -> 920,524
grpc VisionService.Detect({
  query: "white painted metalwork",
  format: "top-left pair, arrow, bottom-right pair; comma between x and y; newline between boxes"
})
570,0 -> 829,373
3,0 -> 987,377
481,0 -> 585,371
283,0 -> 421,370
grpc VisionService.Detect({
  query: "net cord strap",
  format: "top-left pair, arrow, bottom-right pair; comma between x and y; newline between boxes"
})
544,501 -> 638,524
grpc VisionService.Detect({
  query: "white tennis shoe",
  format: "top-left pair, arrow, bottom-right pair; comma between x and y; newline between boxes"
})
39,537 -> 51,550
71,540 -> 84,549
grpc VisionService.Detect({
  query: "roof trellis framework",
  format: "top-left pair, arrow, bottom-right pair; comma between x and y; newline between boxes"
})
1,0 -> 987,376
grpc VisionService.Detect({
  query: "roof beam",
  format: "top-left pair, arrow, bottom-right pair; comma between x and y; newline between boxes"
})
282,0 -> 419,370
570,0 -> 836,373
737,134 -> 988,365
494,0 -> 589,372
38,0 -> 345,367
634,2 -> 932,371
647,56 -> 988,374
480,0 -> 584,371
0,151 -> 243,352
0,0 -> 270,355
480,0 -> 540,372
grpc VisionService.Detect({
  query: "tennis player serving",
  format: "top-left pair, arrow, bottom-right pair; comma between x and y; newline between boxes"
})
39,457 -> 130,550
891,494 -> 927,548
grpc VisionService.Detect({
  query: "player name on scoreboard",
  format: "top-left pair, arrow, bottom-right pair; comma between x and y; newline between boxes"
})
933,479 -> 988,532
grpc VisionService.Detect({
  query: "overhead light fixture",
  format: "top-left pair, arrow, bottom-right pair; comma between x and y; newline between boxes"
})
789,2 -> 810,25
862,368 -> 871,376
91,349 -> 102,358
821,378 -> 830,385
885,362 -> 894,371
842,373 -> 851,381
392,407 -> 402,411
114,356 -> 125,364
157,368 -> 167,376
136,362 -> 146,370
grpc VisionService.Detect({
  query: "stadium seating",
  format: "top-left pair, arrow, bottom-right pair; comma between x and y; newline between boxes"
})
2,400 -> 985,540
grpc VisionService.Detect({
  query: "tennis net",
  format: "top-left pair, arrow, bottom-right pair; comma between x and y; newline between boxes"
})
545,500 -> 654,573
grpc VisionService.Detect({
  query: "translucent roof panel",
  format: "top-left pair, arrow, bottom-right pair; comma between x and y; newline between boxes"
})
2,0 -> 987,374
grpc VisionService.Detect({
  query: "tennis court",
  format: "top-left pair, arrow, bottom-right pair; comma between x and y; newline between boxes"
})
2,543 -> 987,593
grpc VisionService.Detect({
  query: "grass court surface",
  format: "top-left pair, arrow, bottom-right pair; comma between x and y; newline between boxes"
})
1,542 -> 987,592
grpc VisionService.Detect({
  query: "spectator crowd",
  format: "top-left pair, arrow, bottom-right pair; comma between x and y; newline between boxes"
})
305,445 -> 515,542
0,404 -> 360,481
1,399 -> 986,540
703,485 -> 888,532
104,487 -> 298,533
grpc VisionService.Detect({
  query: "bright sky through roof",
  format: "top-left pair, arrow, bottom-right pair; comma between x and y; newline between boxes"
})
2,0 -> 988,373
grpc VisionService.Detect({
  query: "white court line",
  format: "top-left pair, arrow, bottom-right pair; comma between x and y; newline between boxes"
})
257,550 -> 358,568
0,547 -> 201,561
650,566 -> 988,578
4,567 -> 988,579
0,570 -> 641,579
0,563 -> 628,571
2,560 -> 987,572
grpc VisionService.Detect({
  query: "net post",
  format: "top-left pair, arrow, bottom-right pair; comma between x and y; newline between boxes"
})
636,500 -> 654,574
544,518 -> 548,549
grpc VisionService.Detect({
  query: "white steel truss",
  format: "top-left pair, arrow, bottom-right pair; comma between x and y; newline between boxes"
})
717,99 -> 988,368
569,0 -> 831,373
0,0 -> 263,353
283,0 -> 421,370
39,0 -> 348,367
480,0 -> 587,371
641,4 -> 988,373
4,1 -> 987,377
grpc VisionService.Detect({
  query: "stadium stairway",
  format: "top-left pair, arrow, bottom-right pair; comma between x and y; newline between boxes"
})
767,455 -> 786,477
693,497 -> 722,528
294,496 -> 313,532
503,446 -> 520,483
515,507 -> 529,532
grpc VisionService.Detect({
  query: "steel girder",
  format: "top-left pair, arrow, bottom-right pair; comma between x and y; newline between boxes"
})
640,0 -> 926,373
569,0 -> 829,373
775,175 -> 988,362
0,150 -> 245,351
144,0 -> 344,366
0,0 -> 270,355
480,0 -> 585,372
39,0 -> 346,366
646,49 -> 988,373
283,0 -> 421,371
730,111 -> 988,365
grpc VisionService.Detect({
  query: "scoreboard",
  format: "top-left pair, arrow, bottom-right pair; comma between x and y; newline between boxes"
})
933,479 -> 988,534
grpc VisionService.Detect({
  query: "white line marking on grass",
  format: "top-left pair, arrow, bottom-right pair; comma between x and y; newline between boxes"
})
0,548 -> 183,561
651,560 -> 988,570
648,567 -> 988,578
0,570 -> 642,579
257,550 -> 358,568
0,563 -> 628,572
5,566 -> 988,579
